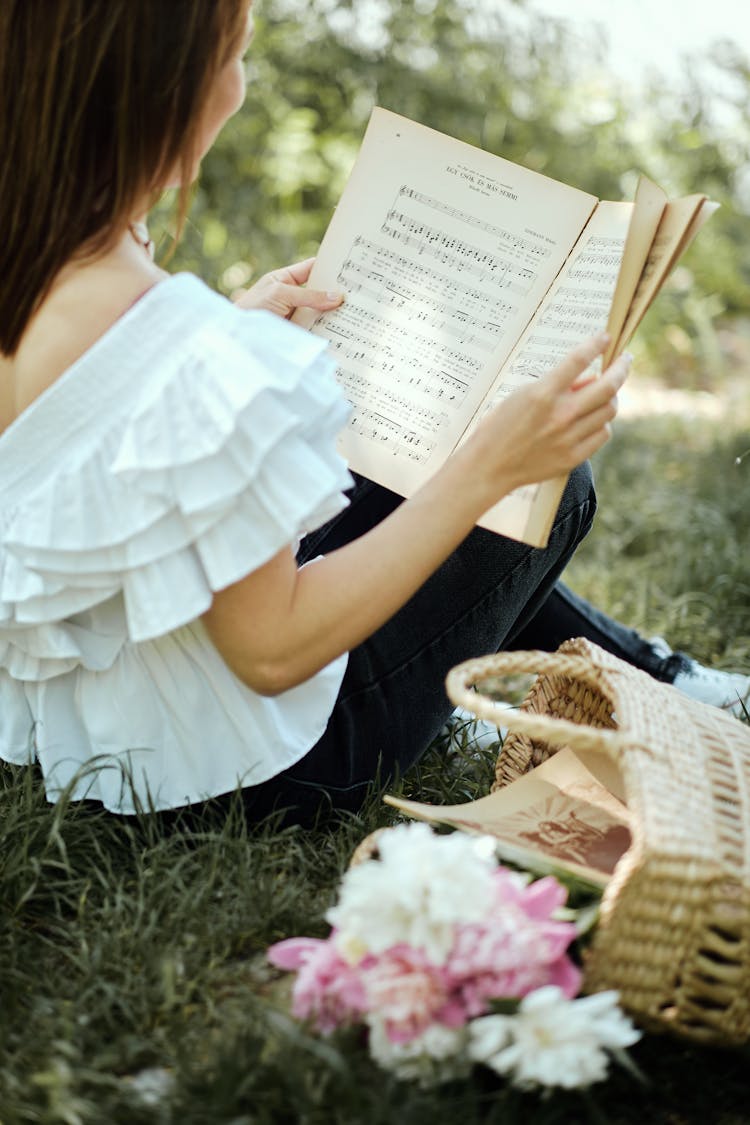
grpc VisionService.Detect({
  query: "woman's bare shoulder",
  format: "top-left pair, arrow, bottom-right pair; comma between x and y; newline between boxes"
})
7,243 -> 166,426
0,353 -> 14,432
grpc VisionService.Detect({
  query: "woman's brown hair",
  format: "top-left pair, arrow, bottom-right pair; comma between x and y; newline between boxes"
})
0,0 -> 249,355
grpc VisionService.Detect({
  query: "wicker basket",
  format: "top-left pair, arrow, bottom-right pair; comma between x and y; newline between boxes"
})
445,637 -> 750,1046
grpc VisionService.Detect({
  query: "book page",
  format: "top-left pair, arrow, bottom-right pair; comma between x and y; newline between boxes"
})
603,176 -> 667,367
385,747 -> 631,888
615,194 -> 713,353
472,190 -> 716,545
294,108 -> 597,498
466,201 -> 635,545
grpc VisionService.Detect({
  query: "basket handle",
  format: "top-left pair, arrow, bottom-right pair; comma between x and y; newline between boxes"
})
446,650 -> 624,756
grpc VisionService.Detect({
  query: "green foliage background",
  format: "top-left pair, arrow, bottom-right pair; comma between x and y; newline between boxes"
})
156,0 -> 750,383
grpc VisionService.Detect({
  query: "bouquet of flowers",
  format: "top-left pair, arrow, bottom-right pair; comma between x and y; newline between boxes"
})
267,822 -> 640,1089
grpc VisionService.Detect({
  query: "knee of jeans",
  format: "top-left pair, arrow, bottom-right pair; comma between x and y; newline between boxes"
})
558,461 -> 596,523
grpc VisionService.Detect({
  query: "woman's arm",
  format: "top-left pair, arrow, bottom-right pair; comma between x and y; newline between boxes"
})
202,335 -> 629,695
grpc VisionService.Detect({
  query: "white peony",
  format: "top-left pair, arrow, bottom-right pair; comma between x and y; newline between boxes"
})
468,986 -> 640,1090
327,823 -> 498,963
367,1016 -> 470,1085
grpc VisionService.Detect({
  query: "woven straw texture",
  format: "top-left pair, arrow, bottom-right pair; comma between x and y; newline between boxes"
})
445,637 -> 750,1046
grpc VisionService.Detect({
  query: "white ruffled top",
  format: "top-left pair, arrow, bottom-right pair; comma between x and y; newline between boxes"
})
0,274 -> 353,813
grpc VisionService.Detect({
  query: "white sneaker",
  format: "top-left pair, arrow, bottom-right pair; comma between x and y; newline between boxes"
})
650,637 -> 750,718
446,705 -> 509,751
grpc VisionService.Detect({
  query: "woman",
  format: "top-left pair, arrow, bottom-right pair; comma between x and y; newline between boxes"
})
0,2 -> 735,824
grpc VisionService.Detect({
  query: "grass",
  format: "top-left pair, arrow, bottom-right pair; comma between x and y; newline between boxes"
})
1,400 -> 749,1124
567,410 -> 750,667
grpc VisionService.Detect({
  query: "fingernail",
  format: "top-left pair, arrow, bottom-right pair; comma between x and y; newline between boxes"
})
326,290 -> 344,303
599,332 -> 611,344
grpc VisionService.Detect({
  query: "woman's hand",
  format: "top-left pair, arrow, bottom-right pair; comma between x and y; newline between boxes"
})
465,333 -> 632,501
233,257 -> 344,319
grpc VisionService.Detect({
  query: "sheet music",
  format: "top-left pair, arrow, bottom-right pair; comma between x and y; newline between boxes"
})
491,203 -> 633,392
312,193 -> 541,467
472,202 -> 634,544
294,109 -> 597,499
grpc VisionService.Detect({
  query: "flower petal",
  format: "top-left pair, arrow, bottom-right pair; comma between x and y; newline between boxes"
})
267,937 -> 327,970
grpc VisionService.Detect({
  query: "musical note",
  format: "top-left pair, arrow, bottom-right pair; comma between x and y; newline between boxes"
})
346,398 -> 441,464
339,241 -> 518,323
397,186 -> 552,261
381,211 -> 537,295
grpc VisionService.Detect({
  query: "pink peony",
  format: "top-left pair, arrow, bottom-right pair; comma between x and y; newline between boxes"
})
443,872 -> 581,1018
361,945 -> 450,1044
267,866 -> 582,1048
491,870 -> 569,918
267,936 -> 367,1034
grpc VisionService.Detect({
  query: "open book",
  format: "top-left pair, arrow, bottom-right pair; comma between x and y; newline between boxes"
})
293,109 -> 717,546
385,747 -> 631,889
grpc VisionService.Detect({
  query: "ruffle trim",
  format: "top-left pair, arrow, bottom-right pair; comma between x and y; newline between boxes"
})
0,308 -> 352,679
0,622 -> 349,813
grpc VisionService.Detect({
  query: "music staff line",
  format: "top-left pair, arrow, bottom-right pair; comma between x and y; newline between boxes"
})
337,356 -> 470,402
321,289 -> 499,365
339,254 -> 516,324
339,371 -> 456,419
347,403 -> 439,465
583,236 -> 624,249
329,296 -> 499,353
574,252 -> 622,268
329,332 -> 480,389
540,303 -> 610,324
346,237 -> 520,314
337,273 -> 511,337
381,212 -> 538,294
397,185 -> 552,261
556,285 -> 613,302
566,268 -> 621,284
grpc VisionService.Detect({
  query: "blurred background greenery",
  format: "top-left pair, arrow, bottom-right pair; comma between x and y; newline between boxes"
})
154,0 -> 750,389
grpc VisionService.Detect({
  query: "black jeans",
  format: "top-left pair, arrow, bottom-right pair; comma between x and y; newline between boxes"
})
511,583 -> 683,682
238,466 -> 597,824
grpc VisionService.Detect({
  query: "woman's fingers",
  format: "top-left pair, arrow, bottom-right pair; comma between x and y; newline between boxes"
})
462,332 -> 633,491
568,400 -> 618,444
506,343 -> 632,478
234,269 -> 345,317
544,334 -> 631,407
274,282 -> 344,312
261,258 -> 345,310
562,354 -> 633,461
275,257 -> 317,285
570,426 -> 613,464
545,332 -> 610,392
562,351 -> 632,427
